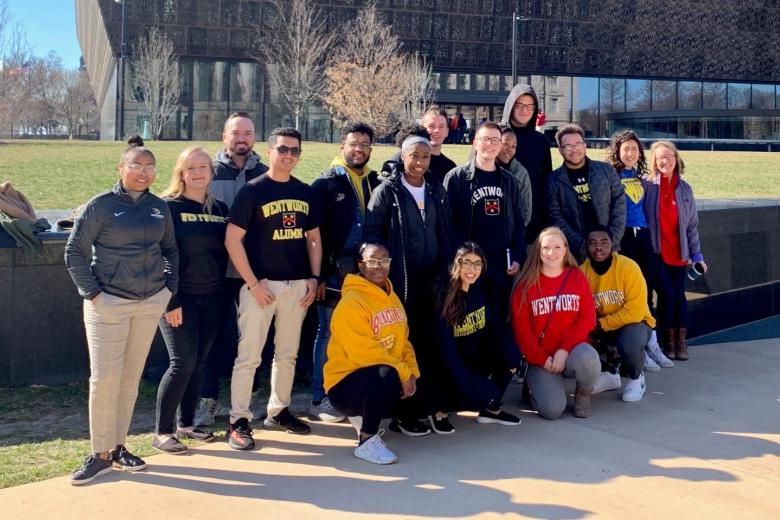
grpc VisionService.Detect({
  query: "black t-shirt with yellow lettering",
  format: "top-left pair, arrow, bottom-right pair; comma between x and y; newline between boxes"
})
228,174 -> 320,281
566,163 -> 597,234
165,195 -> 229,301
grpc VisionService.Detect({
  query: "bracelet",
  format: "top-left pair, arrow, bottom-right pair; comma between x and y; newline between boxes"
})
247,280 -> 259,291
311,275 -> 322,283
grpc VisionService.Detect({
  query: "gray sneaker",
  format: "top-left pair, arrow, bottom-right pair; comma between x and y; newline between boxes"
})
193,398 -> 220,427
308,397 -> 346,423
644,352 -> 661,372
646,330 -> 675,368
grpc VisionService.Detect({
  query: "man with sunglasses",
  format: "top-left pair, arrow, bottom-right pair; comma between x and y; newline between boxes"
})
308,122 -> 380,423
500,84 -> 553,246
546,124 -> 626,262
224,127 -> 322,450
444,122 -> 527,320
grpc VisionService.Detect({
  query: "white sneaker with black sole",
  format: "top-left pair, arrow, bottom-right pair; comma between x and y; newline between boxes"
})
592,371 -> 622,394
622,373 -> 646,402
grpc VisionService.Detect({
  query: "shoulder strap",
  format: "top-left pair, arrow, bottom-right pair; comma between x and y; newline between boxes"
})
539,268 -> 573,340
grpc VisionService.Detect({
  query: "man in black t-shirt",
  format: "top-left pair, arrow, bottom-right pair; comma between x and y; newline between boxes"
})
444,122 -> 527,319
224,127 -> 322,450
545,124 -> 626,262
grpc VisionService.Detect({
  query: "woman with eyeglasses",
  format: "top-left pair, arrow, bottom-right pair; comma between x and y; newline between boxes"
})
644,141 -> 706,361
435,242 -> 522,430
324,242 -> 421,464
366,134 -> 451,437
65,136 -> 178,485
152,146 -> 229,454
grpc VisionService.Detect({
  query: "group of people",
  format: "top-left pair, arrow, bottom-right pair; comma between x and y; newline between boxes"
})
63,83 -> 705,484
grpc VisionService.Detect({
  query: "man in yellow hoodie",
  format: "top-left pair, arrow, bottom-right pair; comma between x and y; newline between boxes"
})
325,243 -> 421,464
581,225 -> 655,403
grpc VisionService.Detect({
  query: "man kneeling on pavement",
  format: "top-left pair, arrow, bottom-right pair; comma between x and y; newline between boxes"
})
580,225 -> 654,402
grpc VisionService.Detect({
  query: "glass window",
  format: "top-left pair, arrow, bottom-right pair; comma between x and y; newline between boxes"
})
703,82 -> 727,108
728,83 -> 750,109
752,84 -> 775,109
573,77 -> 599,137
626,79 -> 651,111
459,74 -> 471,91
229,62 -> 259,105
599,78 -> 625,113
193,60 -> 228,103
652,80 -> 676,110
549,97 -> 559,114
504,75 -> 514,91
678,81 -> 701,110
474,74 -> 486,91
488,74 -> 500,91
446,73 -> 457,90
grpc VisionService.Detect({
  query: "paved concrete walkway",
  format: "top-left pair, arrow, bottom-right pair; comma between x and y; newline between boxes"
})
3,338 -> 779,519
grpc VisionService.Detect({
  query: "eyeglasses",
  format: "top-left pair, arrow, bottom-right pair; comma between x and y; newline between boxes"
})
125,163 -> 156,174
346,143 -> 371,150
561,142 -> 586,152
271,145 -> 302,157
362,258 -> 392,268
514,102 -> 536,112
475,137 -> 501,145
459,258 -> 484,269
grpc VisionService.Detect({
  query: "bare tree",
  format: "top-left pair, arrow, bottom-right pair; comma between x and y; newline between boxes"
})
132,27 -> 182,140
254,0 -> 334,131
323,2 -> 437,137
58,69 -> 98,139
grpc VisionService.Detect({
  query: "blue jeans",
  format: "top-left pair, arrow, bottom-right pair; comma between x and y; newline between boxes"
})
311,304 -> 334,403
156,291 -> 228,433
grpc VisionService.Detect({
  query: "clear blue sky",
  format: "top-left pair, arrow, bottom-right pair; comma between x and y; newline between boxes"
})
8,0 -> 81,68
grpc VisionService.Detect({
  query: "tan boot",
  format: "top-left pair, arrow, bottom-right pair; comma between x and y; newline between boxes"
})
573,384 -> 592,418
663,328 -> 677,360
676,328 -> 689,361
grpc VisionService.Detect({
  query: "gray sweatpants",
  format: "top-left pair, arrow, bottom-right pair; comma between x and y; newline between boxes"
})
601,322 -> 651,379
526,342 -> 600,420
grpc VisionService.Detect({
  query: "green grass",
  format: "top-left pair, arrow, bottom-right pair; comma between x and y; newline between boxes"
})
0,140 -> 777,209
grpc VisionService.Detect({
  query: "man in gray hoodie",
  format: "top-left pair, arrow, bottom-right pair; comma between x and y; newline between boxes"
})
500,84 -> 553,245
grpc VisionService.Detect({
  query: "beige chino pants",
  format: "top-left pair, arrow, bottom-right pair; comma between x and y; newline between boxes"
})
230,279 -> 308,423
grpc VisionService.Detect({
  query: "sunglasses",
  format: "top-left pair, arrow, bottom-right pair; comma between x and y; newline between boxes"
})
271,145 -> 302,157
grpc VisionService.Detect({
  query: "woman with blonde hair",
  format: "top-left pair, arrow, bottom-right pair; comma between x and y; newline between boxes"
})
644,141 -> 706,361
152,146 -> 230,454
510,227 -> 599,419
65,136 -> 178,484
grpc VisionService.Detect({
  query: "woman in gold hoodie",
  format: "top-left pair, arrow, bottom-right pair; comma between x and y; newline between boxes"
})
324,242 -> 421,465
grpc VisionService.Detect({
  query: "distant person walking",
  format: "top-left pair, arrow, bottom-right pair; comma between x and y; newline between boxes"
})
65,136 -> 178,485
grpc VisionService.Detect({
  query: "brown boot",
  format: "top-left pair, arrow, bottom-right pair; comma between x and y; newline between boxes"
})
676,328 -> 689,361
573,384 -> 592,418
664,328 -> 677,360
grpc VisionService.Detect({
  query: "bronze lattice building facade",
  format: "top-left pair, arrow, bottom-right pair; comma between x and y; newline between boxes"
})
76,0 -> 780,141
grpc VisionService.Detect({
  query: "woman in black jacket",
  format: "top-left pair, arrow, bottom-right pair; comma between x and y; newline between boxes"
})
153,146 -> 230,454
64,136 -> 178,485
436,242 -> 522,430
365,135 -> 451,436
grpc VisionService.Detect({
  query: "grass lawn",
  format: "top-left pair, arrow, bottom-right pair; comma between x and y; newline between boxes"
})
0,139 -> 778,209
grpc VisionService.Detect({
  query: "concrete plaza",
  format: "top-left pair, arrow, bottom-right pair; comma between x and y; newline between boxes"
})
2,337 -> 778,519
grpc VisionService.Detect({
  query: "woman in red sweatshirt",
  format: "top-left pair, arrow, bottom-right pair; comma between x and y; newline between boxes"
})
511,227 -> 599,419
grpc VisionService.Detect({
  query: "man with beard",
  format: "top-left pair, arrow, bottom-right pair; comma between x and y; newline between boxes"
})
383,106 -> 456,185
193,112 -> 269,427
500,85 -> 553,245
308,122 -> 380,422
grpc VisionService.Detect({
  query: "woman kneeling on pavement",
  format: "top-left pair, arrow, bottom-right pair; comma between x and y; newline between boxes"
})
153,146 -> 230,454
434,242 -> 522,430
324,243 -> 423,465
511,227 -> 600,419
64,136 -> 178,484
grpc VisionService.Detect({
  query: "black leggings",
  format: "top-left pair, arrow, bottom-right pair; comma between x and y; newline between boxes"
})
328,365 -> 419,436
620,227 -> 654,312
654,257 -> 688,329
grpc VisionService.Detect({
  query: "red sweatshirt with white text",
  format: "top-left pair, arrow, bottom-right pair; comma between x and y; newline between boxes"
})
510,268 -> 596,366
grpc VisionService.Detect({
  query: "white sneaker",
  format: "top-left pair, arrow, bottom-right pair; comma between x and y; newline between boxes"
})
644,352 -> 661,372
592,371 -> 622,395
622,373 -> 646,402
646,330 -> 674,368
353,430 -> 397,465
194,398 -> 220,426
308,397 -> 346,423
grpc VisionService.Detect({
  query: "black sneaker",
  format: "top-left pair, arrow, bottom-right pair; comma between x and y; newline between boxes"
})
69,454 -> 113,486
428,414 -> 456,435
389,417 -> 432,436
228,418 -> 256,450
111,445 -> 147,471
476,409 -> 521,426
177,428 -> 216,442
264,408 -> 311,435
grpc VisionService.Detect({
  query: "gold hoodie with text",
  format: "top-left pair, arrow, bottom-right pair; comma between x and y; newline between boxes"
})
324,274 -> 420,392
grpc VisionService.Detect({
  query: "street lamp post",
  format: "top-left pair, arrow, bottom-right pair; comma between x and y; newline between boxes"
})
511,11 -> 529,86
115,0 -> 128,141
